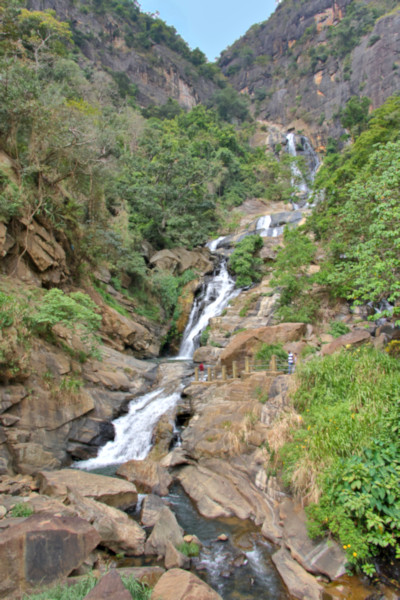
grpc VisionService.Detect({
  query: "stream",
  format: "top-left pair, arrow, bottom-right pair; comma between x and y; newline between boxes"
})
76,135 -> 321,599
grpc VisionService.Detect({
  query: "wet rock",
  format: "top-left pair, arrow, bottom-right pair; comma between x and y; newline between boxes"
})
140,494 -> 166,528
217,534 -> 228,542
140,494 -> 165,527
67,489 -> 146,556
37,469 -> 138,510
0,513 -> 100,599
280,498 -> 347,580
272,547 -> 323,600
83,570 -> 131,600
177,459 -> 275,526
321,328 -> 371,356
145,506 -> 184,558
117,457 -> 172,496
151,568 -> 223,600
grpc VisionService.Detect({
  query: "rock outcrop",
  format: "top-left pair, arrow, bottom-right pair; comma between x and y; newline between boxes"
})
221,0 -> 400,145
27,0 -> 218,110
0,513 -> 100,599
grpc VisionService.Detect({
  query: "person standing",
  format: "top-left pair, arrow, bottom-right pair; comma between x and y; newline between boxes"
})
288,352 -> 294,374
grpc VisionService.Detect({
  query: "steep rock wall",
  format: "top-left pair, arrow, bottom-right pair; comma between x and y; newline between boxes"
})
27,0 -> 218,109
220,0 -> 400,147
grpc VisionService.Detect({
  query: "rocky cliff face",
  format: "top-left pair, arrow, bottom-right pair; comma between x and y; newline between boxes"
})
27,0 -> 218,109
220,0 -> 400,147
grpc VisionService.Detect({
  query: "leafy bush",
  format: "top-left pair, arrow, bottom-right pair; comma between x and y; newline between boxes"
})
229,234 -> 264,287
29,289 -> 101,335
254,343 -> 287,368
271,227 -> 318,323
327,321 -> 350,338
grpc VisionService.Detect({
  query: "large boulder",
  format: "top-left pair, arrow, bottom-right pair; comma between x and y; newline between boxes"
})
272,547 -> 323,600
321,328 -> 371,355
100,304 -> 160,357
83,570 -> 131,600
117,457 -> 172,496
149,248 -> 213,276
220,324 -> 307,368
37,469 -> 138,510
145,506 -> 184,558
279,498 -> 346,580
151,568 -> 222,600
177,459 -> 275,526
67,489 -> 146,556
0,513 -> 100,598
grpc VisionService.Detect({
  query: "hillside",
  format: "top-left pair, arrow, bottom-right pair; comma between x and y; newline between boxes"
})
220,0 -> 400,147
27,0 -> 221,109
0,1 -> 400,598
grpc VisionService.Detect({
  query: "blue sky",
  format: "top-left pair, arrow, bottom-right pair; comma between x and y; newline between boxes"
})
138,0 -> 278,61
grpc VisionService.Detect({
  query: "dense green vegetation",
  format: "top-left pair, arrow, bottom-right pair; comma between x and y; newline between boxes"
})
0,286 -> 101,382
280,348 -> 400,575
0,0 -> 294,325
228,234 -> 264,287
272,94 -> 400,324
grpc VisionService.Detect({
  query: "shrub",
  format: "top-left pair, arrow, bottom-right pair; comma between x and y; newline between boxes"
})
177,541 -> 200,557
11,502 -> 34,518
229,234 -> 264,288
254,343 -> 287,369
327,321 -> 350,338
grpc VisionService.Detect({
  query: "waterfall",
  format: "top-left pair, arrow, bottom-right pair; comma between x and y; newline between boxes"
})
78,385 -> 183,470
78,247 -> 240,469
255,214 -> 284,238
178,259 -> 240,359
286,132 -> 320,206
286,132 -> 309,197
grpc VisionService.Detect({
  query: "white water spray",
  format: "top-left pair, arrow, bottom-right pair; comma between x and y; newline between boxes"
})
78,385 -> 182,469
178,260 -> 240,359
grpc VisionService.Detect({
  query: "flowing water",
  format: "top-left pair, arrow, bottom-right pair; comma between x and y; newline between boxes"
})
286,132 -> 320,207
178,258 -> 240,359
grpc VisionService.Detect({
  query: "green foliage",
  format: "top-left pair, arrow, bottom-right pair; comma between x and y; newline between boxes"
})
327,321 -> 350,338
152,268 -> 196,321
340,95 -> 371,139
326,1 -> 382,58
307,440 -> 400,574
208,86 -> 250,123
271,227 -> 318,323
10,502 -> 34,518
177,541 -> 200,557
200,325 -> 210,346
254,343 -> 287,367
280,347 -> 400,572
228,234 -> 264,287
29,289 -> 101,334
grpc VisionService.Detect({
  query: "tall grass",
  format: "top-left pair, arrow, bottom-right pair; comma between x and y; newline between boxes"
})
24,574 -> 151,600
280,347 -> 400,501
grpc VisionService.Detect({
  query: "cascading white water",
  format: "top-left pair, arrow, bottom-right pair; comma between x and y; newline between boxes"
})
178,259 -> 240,359
287,132 -> 309,196
78,385 -> 183,469
256,214 -> 284,238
